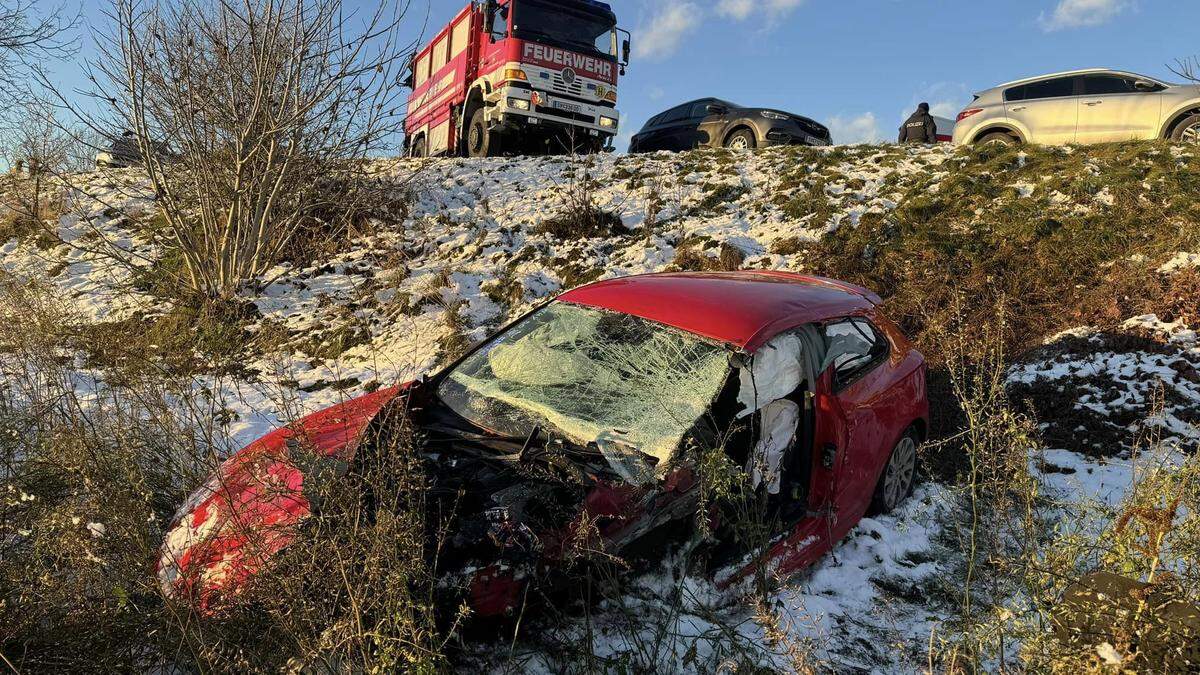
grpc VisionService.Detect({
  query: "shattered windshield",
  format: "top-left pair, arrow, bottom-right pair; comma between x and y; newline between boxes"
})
436,303 -> 730,479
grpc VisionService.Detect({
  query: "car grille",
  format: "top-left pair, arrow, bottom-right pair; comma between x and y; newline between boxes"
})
551,72 -> 585,97
796,118 -> 829,139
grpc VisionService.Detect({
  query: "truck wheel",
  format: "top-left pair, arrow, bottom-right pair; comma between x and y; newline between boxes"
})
977,131 -> 1017,147
1170,114 -> 1200,144
869,430 -> 919,515
466,108 -> 493,158
724,128 -> 756,150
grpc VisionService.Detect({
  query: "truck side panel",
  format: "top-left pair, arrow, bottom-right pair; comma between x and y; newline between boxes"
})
406,5 -> 477,155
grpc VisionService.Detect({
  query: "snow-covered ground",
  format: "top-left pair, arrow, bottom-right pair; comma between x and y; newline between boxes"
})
2,144 -> 1197,671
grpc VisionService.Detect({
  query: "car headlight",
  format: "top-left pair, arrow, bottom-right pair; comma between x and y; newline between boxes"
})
599,115 -> 618,129
761,110 -> 790,121
508,97 -> 531,111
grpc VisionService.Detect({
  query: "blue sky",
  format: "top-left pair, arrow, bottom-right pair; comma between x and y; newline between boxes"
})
45,0 -> 1200,149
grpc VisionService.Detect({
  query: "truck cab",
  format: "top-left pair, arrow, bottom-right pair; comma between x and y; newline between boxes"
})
405,0 -> 629,158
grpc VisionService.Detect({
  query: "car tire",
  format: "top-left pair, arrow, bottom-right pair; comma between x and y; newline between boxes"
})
466,107 -> 493,158
1170,114 -> 1200,144
869,429 -> 919,515
724,128 -> 757,151
977,131 -> 1017,148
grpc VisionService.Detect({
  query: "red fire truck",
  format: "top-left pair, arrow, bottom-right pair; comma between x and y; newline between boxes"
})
403,0 -> 630,158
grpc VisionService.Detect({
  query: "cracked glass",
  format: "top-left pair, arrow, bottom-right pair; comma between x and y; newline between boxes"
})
436,302 -> 730,479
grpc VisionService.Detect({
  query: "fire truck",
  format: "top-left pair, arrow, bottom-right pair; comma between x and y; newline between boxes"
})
403,0 -> 630,158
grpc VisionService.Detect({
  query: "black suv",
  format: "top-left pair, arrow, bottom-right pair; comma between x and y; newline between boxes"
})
629,98 -> 831,153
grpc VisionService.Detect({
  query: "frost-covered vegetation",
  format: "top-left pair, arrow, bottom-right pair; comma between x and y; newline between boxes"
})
1,141 -> 1199,671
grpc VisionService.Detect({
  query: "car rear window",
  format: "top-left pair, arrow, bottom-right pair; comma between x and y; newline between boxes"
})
1006,76 -> 1078,102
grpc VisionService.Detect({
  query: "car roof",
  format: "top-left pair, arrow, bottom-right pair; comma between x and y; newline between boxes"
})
991,68 -> 1164,90
558,271 -> 881,352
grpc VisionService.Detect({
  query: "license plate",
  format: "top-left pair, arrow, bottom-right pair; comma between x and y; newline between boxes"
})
551,99 -> 582,113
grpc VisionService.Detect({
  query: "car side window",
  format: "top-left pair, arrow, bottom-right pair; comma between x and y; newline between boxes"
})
659,104 -> 691,124
1084,75 -> 1137,95
1006,76 -> 1078,102
824,318 -> 890,391
690,102 -> 715,118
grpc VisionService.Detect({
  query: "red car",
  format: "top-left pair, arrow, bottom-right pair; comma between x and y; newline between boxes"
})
158,271 -> 928,616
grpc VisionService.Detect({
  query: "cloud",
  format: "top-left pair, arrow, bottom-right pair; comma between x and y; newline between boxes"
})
827,113 -> 882,145
1039,0 -> 1131,31
717,0 -> 806,23
647,86 -> 665,102
634,3 -> 703,61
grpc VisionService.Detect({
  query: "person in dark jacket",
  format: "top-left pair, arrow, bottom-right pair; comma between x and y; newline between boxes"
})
898,102 -> 938,144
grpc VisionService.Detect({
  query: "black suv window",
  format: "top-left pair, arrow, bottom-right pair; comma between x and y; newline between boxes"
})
824,318 -> 889,390
690,101 -> 717,118
1006,76 -> 1079,102
1084,75 -> 1137,95
659,104 -> 692,125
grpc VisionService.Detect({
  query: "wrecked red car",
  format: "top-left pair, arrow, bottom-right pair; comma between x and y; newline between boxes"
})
158,271 -> 928,616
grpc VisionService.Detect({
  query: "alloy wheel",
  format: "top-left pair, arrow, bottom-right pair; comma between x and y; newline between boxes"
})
1182,123 -> 1200,145
729,136 -> 749,150
882,436 -> 917,510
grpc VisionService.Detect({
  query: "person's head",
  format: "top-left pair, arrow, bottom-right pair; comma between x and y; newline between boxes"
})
917,102 -> 930,114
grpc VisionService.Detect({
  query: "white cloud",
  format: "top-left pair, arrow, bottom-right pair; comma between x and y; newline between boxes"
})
634,3 -> 703,61
1039,0 -> 1131,31
928,101 -> 961,119
717,0 -> 806,23
827,113 -> 882,145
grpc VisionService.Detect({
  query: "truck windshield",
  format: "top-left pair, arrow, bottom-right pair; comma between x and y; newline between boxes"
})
436,303 -> 729,480
513,0 -> 617,57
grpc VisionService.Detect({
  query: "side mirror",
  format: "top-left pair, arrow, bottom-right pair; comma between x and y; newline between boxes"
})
622,38 -> 631,65
1134,79 -> 1157,92
706,104 -> 727,115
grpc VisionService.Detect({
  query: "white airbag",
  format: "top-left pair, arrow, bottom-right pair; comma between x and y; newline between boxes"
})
746,399 -> 800,494
736,333 -> 803,418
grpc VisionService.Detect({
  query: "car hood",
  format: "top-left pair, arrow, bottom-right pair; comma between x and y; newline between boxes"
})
157,386 -> 404,610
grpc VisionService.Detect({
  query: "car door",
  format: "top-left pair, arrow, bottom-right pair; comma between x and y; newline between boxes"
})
822,318 -> 895,527
660,102 -> 710,150
691,101 -> 729,149
1077,74 -> 1164,143
1004,76 -> 1081,145
641,104 -> 692,151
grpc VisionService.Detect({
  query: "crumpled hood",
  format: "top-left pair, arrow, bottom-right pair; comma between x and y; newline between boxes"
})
157,386 -> 403,610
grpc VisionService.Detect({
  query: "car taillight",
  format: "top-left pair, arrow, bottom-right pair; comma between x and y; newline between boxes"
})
956,108 -> 983,123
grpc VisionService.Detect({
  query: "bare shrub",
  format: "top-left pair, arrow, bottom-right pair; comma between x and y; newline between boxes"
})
0,278 -> 453,671
538,160 -> 627,240
66,0 -> 412,300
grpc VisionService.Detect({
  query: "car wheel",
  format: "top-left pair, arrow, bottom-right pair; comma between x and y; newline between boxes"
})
724,129 -> 757,151
1171,114 -> 1200,144
869,430 -> 919,515
467,107 -> 493,158
977,132 -> 1017,148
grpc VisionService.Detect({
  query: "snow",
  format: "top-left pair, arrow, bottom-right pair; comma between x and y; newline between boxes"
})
2,145 -> 1197,671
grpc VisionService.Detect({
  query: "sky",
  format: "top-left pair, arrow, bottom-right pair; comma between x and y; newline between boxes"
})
37,0 -> 1200,151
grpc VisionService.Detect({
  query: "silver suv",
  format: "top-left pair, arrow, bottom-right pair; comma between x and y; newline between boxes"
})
952,69 -> 1200,147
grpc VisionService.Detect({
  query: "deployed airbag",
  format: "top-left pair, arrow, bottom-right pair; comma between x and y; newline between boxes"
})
735,333 -> 803,418
747,399 -> 799,494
